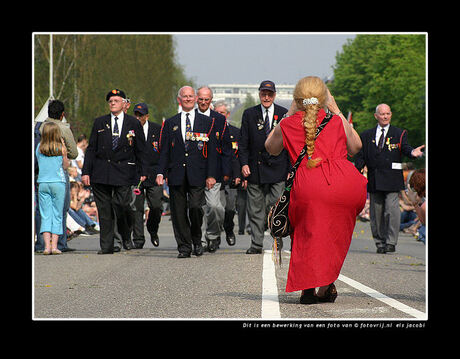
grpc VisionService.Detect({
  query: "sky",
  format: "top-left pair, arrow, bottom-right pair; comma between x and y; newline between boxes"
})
173,33 -> 356,86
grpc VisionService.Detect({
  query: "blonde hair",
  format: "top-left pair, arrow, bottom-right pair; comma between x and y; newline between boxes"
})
39,122 -> 64,157
293,76 -> 328,168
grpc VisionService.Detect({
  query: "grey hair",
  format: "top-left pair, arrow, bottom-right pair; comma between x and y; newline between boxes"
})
375,103 -> 391,114
197,86 -> 214,98
177,86 -> 196,98
213,100 -> 228,108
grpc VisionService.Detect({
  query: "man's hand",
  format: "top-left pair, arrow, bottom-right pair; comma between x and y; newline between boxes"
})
411,145 -> 425,158
206,177 -> 216,190
241,165 -> 251,178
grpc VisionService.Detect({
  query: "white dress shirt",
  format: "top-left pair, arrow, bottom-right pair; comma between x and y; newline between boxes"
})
261,104 -> 274,128
375,124 -> 390,147
142,121 -> 149,141
111,111 -> 124,136
198,108 -> 211,117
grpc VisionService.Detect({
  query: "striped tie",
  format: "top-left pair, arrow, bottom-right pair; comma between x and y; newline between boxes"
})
264,109 -> 270,136
112,116 -> 119,150
184,113 -> 191,151
377,127 -> 385,152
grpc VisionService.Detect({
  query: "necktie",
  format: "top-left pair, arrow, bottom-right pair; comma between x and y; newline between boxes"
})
377,127 -> 385,152
185,113 -> 191,151
112,116 -> 119,150
264,109 -> 270,136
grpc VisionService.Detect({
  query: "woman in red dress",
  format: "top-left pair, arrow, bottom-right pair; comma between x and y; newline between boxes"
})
265,76 -> 367,304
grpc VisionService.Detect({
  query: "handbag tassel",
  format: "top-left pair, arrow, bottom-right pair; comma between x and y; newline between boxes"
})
272,238 -> 282,267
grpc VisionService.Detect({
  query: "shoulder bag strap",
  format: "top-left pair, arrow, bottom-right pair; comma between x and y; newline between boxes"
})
285,113 -> 333,191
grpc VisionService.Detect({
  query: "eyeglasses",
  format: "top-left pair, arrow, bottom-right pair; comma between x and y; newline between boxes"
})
198,97 -> 211,102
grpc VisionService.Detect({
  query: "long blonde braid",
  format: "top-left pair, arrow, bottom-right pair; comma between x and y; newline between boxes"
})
293,76 -> 328,168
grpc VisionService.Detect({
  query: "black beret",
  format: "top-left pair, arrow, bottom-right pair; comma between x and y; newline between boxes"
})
106,89 -> 126,101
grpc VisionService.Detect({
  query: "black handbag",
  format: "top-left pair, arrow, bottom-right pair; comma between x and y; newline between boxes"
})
268,113 -> 333,240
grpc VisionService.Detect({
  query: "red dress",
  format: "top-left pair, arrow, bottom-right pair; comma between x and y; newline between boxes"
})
280,110 -> 367,292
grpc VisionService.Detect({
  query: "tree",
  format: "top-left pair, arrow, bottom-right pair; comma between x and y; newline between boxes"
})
34,34 -> 192,137
330,34 -> 426,148
229,93 -> 257,127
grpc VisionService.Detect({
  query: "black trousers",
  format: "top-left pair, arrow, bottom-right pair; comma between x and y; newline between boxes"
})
92,183 -> 132,252
131,185 -> 163,248
169,175 -> 205,255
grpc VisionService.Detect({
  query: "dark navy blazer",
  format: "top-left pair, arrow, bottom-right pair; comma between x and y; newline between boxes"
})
238,103 -> 290,184
354,125 -> 415,192
139,120 -> 162,187
82,113 -> 146,186
158,110 -> 218,187
208,109 -> 232,182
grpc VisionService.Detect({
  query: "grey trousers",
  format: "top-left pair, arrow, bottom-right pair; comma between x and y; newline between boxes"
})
247,181 -> 285,249
369,191 -> 401,248
203,182 -> 224,241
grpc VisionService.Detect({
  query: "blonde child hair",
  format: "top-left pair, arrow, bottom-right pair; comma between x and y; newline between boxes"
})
39,122 -> 64,157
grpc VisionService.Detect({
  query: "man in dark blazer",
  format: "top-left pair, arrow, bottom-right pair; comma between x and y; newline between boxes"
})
130,103 -> 163,249
239,80 -> 290,254
196,86 -> 232,252
156,86 -> 218,258
82,89 -> 147,254
354,103 -> 425,253
214,100 -> 242,246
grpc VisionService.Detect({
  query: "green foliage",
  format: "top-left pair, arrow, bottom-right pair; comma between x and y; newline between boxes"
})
330,34 -> 426,148
34,34 -> 192,138
228,93 -> 257,128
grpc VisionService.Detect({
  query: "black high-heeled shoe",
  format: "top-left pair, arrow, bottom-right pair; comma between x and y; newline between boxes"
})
317,283 -> 338,303
300,288 -> 318,304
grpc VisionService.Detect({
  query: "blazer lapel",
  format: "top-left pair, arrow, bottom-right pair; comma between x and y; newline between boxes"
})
254,106 -> 264,134
386,125 -> 396,143
103,115 -> 113,148
173,113 -> 184,145
119,115 -> 130,147
193,109 -> 203,132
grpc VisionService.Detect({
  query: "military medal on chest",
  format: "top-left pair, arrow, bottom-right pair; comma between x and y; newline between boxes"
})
126,130 -> 135,146
257,118 -> 264,130
386,137 -> 399,151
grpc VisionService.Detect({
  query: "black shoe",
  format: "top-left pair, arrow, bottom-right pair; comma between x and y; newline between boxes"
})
150,233 -> 159,247
376,246 -> 386,254
207,239 -> 218,253
61,247 -> 75,252
317,283 -> 338,303
85,225 -> 99,235
246,247 -> 262,254
193,245 -> 203,256
300,289 -> 317,304
385,244 -> 395,253
97,250 -> 113,254
238,230 -> 245,235
113,247 -> 121,253
122,240 -> 134,250
177,252 -> 191,258
226,232 -> 236,246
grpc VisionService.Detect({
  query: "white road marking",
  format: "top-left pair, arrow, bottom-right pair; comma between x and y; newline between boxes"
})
338,274 -> 427,319
261,249 -> 425,319
261,250 -> 281,319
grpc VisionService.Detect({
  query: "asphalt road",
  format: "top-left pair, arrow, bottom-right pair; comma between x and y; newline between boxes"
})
33,216 -> 426,321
